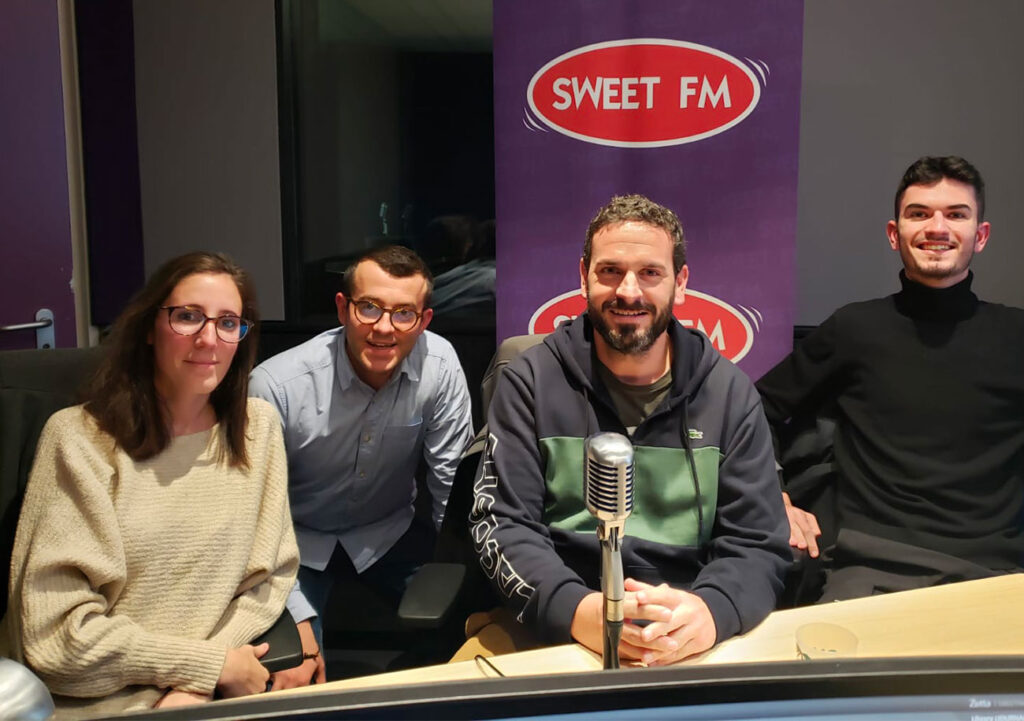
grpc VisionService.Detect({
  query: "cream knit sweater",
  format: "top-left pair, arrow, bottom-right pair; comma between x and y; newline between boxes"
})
1,397 -> 298,719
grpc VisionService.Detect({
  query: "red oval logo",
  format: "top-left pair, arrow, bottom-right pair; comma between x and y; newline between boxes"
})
528,289 -> 756,363
527,39 -> 761,148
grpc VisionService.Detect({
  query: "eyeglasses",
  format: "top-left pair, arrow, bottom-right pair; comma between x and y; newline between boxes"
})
350,299 -> 422,332
160,305 -> 252,343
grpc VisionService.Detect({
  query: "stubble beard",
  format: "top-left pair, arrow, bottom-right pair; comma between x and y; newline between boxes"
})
587,295 -> 673,355
900,233 -> 973,284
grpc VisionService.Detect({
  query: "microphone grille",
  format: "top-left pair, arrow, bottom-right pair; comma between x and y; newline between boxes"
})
584,432 -> 635,521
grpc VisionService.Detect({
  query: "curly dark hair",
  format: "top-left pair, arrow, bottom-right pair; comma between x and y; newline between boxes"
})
583,194 -> 686,274
84,251 -> 260,467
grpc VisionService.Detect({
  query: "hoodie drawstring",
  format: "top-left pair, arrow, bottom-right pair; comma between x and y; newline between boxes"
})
681,401 -> 705,546
582,385 -> 598,438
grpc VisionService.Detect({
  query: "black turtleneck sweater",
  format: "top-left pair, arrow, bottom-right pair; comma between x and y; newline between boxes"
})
757,272 -> 1024,570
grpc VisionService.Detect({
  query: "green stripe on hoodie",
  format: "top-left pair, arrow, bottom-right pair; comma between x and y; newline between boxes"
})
539,436 -> 719,546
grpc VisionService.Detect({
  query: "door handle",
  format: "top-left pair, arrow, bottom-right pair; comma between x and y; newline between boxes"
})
0,319 -> 53,332
0,309 -> 56,349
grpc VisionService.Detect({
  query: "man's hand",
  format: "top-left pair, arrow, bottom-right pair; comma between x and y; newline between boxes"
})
783,491 -> 821,558
154,689 -> 211,708
621,579 -> 717,666
571,591 -> 651,660
571,582 -> 715,665
570,592 -> 608,657
268,620 -> 326,691
217,642 -> 270,698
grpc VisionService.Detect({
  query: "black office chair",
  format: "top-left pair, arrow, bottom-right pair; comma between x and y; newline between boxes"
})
314,498 -> 468,678
0,347 -> 104,621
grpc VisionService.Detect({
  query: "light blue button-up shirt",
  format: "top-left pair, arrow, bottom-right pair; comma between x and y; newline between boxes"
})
249,326 -> 473,621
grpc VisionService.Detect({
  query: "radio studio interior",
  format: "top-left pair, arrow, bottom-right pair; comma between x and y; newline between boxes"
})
3,1 -> 1024,720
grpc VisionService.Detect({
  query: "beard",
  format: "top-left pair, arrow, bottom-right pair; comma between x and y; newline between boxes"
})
587,295 -> 674,354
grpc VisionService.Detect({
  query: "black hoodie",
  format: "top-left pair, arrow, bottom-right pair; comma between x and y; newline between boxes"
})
470,315 -> 790,645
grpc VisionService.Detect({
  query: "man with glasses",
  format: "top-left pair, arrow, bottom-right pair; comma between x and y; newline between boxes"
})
250,245 -> 473,684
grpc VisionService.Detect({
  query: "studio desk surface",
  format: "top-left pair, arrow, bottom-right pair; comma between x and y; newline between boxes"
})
276,573 -> 1024,697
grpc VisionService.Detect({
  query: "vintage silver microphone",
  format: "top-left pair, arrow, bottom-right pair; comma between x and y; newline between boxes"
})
583,432 -> 634,670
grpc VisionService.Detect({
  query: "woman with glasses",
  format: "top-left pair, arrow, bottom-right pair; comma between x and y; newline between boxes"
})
0,252 -> 300,717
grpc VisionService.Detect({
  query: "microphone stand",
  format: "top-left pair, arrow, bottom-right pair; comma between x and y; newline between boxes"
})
584,431 -> 633,671
599,524 -> 624,669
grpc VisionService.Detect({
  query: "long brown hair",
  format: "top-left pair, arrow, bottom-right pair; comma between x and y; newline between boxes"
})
85,252 -> 260,467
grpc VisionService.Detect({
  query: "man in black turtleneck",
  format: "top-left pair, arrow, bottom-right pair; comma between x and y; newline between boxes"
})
757,156 -> 1024,602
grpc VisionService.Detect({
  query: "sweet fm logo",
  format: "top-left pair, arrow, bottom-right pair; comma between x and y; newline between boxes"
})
525,39 -> 766,147
529,289 -> 758,363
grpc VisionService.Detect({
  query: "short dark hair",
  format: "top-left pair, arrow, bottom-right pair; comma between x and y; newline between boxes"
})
894,156 -> 986,221
341,244 -> 435,308
85,252 -> 260,467
583,194 -> 686,274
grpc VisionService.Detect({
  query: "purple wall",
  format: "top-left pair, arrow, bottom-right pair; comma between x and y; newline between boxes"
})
0,0 -> 77,349
494,0 -> 804,379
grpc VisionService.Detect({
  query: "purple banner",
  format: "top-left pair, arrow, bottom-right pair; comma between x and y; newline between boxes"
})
494,0 -> 804,379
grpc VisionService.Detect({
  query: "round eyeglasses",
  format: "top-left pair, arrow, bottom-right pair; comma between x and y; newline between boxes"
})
350,299 -> 422,332
160,305 -> 252,343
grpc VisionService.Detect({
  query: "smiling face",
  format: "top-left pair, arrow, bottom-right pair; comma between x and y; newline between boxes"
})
337,259 -> 433,390
152,272 -> 243,404
581,220 -> 688,356
886,178 -> 990,288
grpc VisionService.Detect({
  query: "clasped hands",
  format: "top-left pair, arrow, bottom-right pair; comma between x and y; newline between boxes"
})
570,578 -> 717,666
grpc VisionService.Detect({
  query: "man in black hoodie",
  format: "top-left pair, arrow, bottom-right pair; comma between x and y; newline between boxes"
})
757,156 -> 1024,602
468,195 -> 790,666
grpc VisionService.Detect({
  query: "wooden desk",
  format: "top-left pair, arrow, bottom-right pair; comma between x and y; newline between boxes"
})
691,572 -> 1024,665
277,574 -> 1024,697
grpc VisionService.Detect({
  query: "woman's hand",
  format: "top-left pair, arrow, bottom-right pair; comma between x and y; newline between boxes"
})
216,642 -> 270,698
154,689 -> 211,708
268,620 -> 326,690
